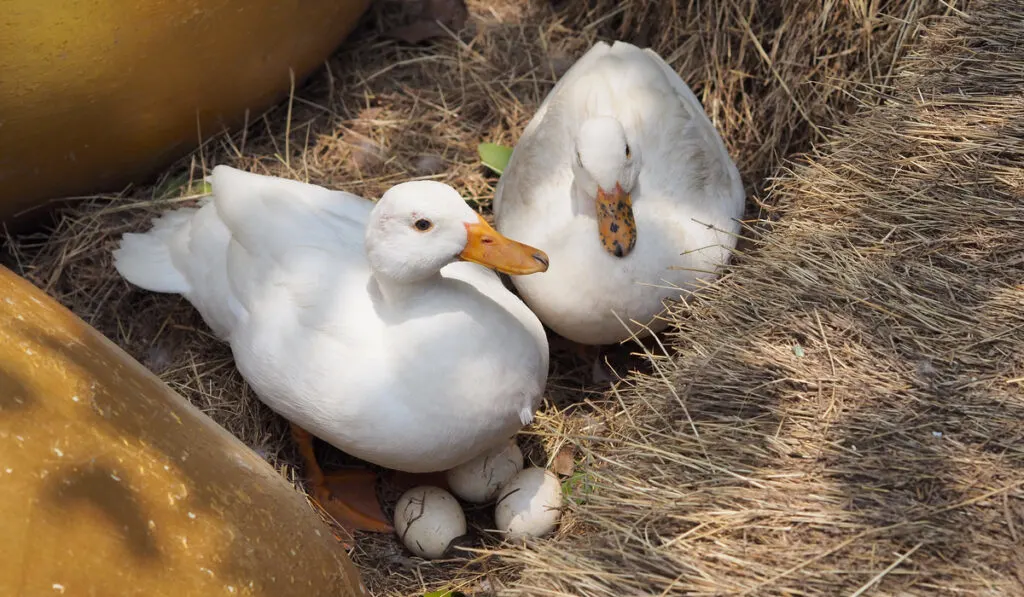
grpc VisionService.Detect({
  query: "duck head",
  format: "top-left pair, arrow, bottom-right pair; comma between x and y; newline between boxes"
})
366,180 -> 549,283
571,116 -> 641,258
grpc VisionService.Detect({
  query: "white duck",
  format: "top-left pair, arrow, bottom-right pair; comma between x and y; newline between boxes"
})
494,41 -> 745,355
112,165 -> 550,535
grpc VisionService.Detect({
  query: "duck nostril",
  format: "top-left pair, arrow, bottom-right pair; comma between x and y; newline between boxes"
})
533,253 -> 549,268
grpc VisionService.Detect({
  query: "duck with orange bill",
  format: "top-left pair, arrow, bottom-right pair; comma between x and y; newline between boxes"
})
112,165 -> 550,537
493,41 -> 745,378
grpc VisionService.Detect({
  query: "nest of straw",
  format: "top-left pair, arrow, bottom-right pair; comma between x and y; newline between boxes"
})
494,1 -> 1024,595
8,0 -> 1017,594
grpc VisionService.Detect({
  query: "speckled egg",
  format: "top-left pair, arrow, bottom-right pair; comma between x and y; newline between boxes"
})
394,486 -> 466,559
494,467 -> 563,539
446,440 -> 524,503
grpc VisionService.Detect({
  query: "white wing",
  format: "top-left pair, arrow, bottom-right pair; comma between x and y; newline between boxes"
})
114,166 -> 374,340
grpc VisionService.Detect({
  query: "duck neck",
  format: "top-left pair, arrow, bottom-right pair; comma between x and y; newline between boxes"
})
372,270 -> 441,306
570,177 -> 598,219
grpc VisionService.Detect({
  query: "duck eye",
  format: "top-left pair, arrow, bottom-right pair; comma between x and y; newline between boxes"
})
413,218 -> 433,232
625,144 -> 632,159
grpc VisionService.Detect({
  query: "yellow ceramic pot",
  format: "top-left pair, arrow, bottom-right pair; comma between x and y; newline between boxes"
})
0,0 -> 370,219
0,266 -> 368,597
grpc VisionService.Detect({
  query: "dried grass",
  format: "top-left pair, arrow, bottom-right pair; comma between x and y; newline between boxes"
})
2,0 -> 1009,595
494,1 -> 1024,595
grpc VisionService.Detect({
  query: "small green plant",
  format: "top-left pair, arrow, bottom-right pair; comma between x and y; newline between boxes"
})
154,172 -> 212,199
562,469 -> 595,506
477,142 -> 514,175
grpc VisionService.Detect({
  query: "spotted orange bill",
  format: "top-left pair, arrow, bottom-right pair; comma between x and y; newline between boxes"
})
596,182 -> 636,258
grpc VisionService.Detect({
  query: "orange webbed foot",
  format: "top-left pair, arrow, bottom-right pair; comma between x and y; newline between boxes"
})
313,468 -> 393,534
290,423 -> 393,538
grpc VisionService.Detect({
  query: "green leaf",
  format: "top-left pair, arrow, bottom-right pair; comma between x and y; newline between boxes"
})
153,172 -> 189,199
154,173 -> 212,199
562,470 -> 595,506
478,142 -> 513,175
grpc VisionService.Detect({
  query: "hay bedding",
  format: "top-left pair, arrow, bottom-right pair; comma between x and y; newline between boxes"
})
497,1 -> 1024,596
0,0 -> 1002,594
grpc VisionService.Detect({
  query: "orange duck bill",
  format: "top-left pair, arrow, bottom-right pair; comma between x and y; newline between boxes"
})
460,214 -> 549,275
596,182 -> 636,258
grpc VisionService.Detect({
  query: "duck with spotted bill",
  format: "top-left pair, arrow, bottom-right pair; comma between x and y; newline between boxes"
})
493,40 -> 745,377
112,165 -> 550,537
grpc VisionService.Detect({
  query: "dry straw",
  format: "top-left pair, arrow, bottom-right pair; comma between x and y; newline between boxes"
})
6,0 -> 1019,595
495,1 -> 1024,595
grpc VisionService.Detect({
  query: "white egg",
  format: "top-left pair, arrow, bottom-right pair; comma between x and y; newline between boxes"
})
445,440 -> 524,503
494,467 -> 563,539
394,486 -> 466,559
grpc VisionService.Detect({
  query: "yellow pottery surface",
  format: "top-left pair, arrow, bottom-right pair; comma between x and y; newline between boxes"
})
0,266 -> 367,597
0,0 -> 370,218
